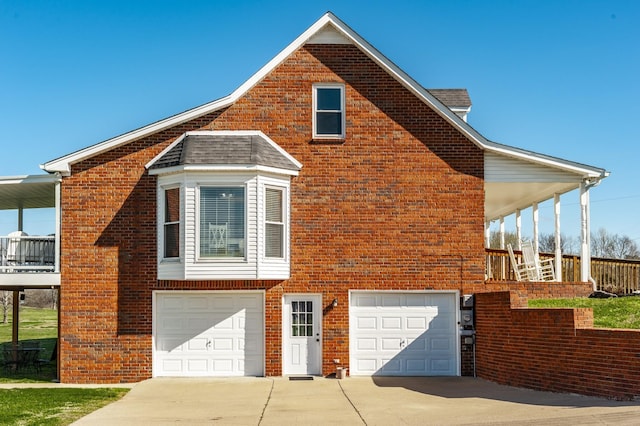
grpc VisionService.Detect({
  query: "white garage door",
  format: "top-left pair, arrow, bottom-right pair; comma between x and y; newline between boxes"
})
350,292 -> 459,376
154,292 -> 264,377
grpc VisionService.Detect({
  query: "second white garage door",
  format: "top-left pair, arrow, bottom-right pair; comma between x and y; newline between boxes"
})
350,292 -> 459,376
154,292 -> 264,377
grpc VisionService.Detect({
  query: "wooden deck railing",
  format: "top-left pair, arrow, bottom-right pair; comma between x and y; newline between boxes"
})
486,248 -> 640,294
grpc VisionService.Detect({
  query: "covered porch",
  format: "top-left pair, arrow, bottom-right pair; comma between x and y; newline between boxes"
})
483,147 -> 609,286
0,174 -> 61,352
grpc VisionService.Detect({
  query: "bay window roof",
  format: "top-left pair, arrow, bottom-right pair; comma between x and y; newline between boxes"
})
147,131 -> 302,174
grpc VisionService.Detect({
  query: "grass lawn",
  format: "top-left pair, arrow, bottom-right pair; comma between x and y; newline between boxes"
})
0,388 -> 130,426
1,306 -> 130,424
1,306 -> 58,383
529,296 -> 640,329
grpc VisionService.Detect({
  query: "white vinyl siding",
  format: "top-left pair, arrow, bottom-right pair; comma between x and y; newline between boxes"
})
485,152 -> 581,183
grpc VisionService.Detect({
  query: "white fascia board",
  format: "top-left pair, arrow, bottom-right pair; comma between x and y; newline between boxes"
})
485,143 -> 610,180
0,174 -> 61,185
42,95 -> 234,175
149,164 -> 299,177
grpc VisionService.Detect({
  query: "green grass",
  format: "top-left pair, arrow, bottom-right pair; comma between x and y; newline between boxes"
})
1,306 -> 58,383
529,296 -> 640,329
0,388 -> 129,426
1,307 -> 130,424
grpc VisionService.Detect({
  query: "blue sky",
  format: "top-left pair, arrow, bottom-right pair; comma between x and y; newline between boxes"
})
0,0 -> 638,242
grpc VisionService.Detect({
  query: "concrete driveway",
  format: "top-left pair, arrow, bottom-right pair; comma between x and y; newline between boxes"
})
72,376 -> 640,425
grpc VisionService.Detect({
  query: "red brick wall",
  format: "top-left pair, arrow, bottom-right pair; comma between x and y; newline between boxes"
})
475,291 -> 640,400
59,44 -> 484,382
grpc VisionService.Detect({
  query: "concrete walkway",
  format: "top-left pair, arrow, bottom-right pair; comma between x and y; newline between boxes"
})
58,376 -> 640,425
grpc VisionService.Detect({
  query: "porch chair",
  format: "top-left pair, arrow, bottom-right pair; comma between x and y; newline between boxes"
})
506,244 -> 538,281
6,230 -> 28,265
208,223 -> 228,255
521,241 -> 556,281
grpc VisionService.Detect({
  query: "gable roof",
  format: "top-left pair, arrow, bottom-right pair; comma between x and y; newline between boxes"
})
146,131 -> 301,175
41,12 -> 608,184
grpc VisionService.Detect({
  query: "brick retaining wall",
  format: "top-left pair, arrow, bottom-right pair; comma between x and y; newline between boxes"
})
475,291 -> 640,400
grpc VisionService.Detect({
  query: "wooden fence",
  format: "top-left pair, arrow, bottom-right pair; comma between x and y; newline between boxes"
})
486,248 -> 640,294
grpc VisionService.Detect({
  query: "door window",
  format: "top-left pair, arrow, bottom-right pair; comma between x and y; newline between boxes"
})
291,300 -> 314,337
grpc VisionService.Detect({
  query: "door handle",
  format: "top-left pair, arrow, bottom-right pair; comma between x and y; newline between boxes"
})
206,340 -> 211,348
400,339 -> 406,348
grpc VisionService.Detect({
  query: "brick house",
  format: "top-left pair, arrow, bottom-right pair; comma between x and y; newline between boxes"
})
0,13 -> 607,383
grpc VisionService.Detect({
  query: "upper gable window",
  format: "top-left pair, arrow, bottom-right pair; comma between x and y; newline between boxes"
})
313,84 -> 345,138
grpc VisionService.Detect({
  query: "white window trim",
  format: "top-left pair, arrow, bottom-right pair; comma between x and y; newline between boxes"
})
264,185 -> 287,260
195,183 -> 249,262
160,184 -> 182,263
312,83 -> 345,139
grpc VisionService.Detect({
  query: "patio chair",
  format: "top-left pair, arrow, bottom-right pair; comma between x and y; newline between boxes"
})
1,345 -> 20,372
521,241 -> 556,281
507,244 -> 538,281
6,230 -> 28,265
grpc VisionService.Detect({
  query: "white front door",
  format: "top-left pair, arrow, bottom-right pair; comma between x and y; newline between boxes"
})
283,294 -> 322,375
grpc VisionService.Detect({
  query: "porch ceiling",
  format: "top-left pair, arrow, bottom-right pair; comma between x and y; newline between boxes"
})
485,181 -> 579,221
0,175 -> 59,210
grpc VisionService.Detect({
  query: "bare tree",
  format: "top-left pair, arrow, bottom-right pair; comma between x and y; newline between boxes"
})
488,231 -> 519,249
538,233 -> 580,255
1,291 -> 11,324
591,228 -> 640,259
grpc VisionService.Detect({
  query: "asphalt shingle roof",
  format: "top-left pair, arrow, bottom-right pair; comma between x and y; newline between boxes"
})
150,134 -> 300,171
428,89 -> 471,109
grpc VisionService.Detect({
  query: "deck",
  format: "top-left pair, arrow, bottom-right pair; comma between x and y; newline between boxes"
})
487,248 -> 640,294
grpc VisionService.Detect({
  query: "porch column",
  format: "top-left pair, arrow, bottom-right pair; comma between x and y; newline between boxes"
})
484,221 -> 490,248
532,202 -> 539,253
499,217 -> 505,249
17,202 -> 23,232
515,209 -> 522,250
580,181 -> 591,283
12,290 -> 19,346
554,193 -> 562,281
54,179 -> 61,273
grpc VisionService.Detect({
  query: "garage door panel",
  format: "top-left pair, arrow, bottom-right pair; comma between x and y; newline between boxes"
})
155,292 -> 264,377
405,336 -> 427,351
356,316 -> 377,329
350,292 -> 458,377
381,294 -> 403,307
429,336 -> 453,351
406,317 -> 428,329
381,316 -> 401,329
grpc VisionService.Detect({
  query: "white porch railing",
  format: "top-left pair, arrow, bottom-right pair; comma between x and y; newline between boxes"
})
0,235 -> 56,273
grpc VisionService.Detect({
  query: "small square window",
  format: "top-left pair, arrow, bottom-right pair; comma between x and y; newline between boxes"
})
313,85 -> 345,138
